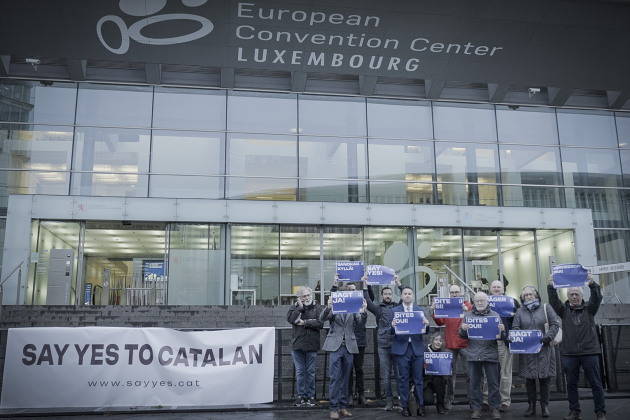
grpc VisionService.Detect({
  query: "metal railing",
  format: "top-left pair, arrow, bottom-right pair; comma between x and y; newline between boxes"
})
0,261 -> 25,319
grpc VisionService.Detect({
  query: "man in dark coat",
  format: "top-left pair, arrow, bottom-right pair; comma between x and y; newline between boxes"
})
363,275 -> 405,411
287,285 -> 324,407
459,292 -> 506,420
548,273 -> 605,420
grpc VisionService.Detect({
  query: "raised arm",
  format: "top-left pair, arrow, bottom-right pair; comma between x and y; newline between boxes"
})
587,280 -> 603,317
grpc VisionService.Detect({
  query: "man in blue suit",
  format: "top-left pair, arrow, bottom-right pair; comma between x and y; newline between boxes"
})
389,286 -> 430,417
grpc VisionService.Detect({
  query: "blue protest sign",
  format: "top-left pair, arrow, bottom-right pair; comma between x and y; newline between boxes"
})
365,265 -> 395,285
509,330 -> 543,354
394,310 -> 426,335
465,316 -> 501,340
424,352 -> 453,376
488,296 -> 516,317
552,264 -> 589,289
433,297 -> 464,318
331,291 -> 364,314
336,261 -> 364,282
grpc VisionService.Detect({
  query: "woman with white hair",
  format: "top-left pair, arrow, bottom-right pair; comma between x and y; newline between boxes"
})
512,286 -> 560,418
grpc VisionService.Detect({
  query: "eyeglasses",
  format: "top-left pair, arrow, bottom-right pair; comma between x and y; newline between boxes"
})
522,293 -> 535,298
474,299 -> 488,303
301,294 -> 311,298
449,291 -> 460,295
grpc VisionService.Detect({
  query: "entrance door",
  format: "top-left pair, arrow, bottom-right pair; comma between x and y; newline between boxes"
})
83,221 -> 166,305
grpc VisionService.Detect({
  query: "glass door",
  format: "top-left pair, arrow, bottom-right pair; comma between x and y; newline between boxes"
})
83,221 -> 166,305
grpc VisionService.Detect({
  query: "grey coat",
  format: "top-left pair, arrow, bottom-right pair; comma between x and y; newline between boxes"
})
512,303 -> 559,379
319,307 -> 365,354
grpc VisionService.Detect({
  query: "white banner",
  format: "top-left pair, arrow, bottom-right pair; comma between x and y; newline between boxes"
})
0,327 -> 275,408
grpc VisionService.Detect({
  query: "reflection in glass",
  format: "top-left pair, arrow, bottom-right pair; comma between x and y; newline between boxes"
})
435,143 -> 499,205
367,99 -> 432,139
499,231 -> 536,298
227,133 -> 297,177
617,113 -> 630,148
364,227 -> 412,300
169,224 -> 225,305
0,80 -> 77,124
299,95 -> 366,136
227,177 -> 296,201
368,139 -> 434,181
557,109 -> 617,147
280,226 -> 320,304
0,170 -> 70,197
299,179 -> 367,203
151,131 -> 225,175
496,106 -> 558,145
230,225 -> 279,305
153,87 -> 226,130
434,103 -> 496,142
415,228 -> 463,304
322,226 -> 362,301
500,145 -> 562,207
620,150 -> 630,188
565,188 -> 625,228
150,175 -> 224,199
76,84 -> 153,127
228,91 -> 297,134
594,229 -> 630,303
536,229 -> 574,303
561,147 -> 622,188
369,181 -> 434,204
0,124 -> 74,170
26,221 -> 81,305
71,127 -> 150,197
463,229 -> 498,297
502,186 -> 562,208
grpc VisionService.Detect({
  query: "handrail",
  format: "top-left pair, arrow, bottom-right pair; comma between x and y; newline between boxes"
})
443,265 -> 476,294
0,261 -> 24,287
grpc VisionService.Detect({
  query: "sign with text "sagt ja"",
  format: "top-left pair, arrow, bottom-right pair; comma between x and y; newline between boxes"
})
0,327 -> 274,409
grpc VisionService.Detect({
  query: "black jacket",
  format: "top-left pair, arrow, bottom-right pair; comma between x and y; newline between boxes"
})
287,300 -> 324,352
363,284 -> 405,348
547,282 -> 602,356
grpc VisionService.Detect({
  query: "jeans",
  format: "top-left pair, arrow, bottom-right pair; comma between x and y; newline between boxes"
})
348,346 -> 365,397
378,347 -> 399,399
328,345 -> 354,412
469,361 -> 500,410
562,355 -> 606,414
396,343 -> 424,408
291,349 -> 317,399
526,377 -> 550,405
446,347 -> 470,403
483,341 -> 513,406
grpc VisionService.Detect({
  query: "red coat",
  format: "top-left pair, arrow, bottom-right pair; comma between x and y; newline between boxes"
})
432,300 -> 472,349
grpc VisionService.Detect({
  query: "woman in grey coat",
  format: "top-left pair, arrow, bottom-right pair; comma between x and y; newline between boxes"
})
512,286 -> 560,418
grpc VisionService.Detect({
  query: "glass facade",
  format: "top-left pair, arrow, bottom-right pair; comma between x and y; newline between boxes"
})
1,78 -> 630,303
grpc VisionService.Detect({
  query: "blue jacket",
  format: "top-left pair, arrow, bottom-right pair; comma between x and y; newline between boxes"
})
387,303 -> 426,357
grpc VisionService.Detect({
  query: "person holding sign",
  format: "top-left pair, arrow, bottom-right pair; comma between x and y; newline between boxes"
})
331,275 -> 373,407
548,273 -> 606,420
482,281 -> 520,413
320,285 -> 368,420
287,286 -> 324,407
363,275 -> 404,411
422,332 -> 449,415
388,287 -> 430,417
459,292 -> 506,420
431,284 -> 472,410
512,286 -> 560,418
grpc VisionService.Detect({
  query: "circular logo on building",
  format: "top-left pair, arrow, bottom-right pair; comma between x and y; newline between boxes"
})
97,0 -> 214,54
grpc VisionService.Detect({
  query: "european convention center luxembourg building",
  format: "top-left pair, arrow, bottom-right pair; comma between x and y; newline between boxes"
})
1,0 -> 630,316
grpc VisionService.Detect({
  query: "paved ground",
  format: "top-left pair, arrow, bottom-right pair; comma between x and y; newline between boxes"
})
2,396 -> 629,420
